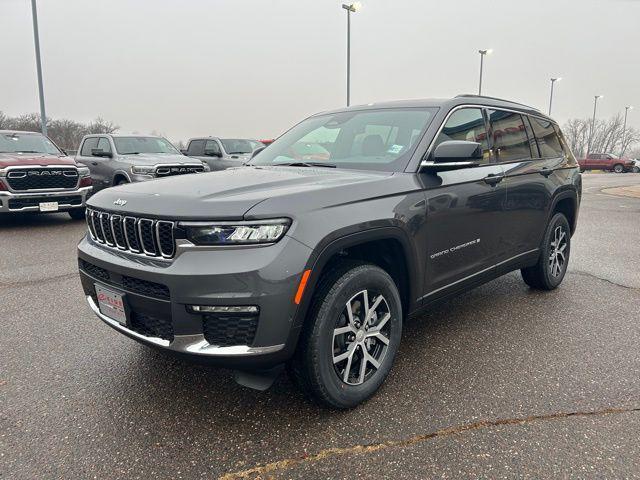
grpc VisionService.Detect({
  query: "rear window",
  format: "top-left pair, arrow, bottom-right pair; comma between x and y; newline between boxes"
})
529,117 -> 564,158
489,110 -> 532,162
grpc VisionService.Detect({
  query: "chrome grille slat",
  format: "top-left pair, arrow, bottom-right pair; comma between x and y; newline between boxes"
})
86,209 -> 175,259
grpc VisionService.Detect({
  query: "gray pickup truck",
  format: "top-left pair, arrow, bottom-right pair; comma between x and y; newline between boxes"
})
184,137 -> 260,171
77,134 -> 208,193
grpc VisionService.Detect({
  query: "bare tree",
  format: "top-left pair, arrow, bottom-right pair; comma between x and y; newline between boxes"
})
563,115 -> 639,158
0,111 -> 119,151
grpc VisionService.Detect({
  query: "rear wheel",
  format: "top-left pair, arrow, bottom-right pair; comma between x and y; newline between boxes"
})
288,261 -> 402,409
613,163 -> 624,173
68,207 -> 86,220
115,178 -> 129,186
632,166 -> 639,173
521,213 -> 571,290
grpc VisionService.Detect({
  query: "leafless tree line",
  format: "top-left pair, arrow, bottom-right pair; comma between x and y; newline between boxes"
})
562,114 -> 639,159
0,112 -> 118,151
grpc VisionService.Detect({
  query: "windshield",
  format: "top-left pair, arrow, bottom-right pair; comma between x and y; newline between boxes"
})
249,108 -> 437,171
0,132 -> 62,155
113,137 -> 179,155
221,139 -> 254,155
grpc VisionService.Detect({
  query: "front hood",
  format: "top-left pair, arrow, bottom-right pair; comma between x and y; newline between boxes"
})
87,166 -> 394,220
0,153 -> 77,169
123,153 -> 203,165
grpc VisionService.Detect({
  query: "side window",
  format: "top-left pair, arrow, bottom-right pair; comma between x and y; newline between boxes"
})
554,126 -> 576,162
186,139 -> 205,156
97,138 -> 111,154
488,110 -> 532,162
80,137 -> 99,156
434,108 -> 491,162
529,117 -> 564,158
205,140 -> 222,155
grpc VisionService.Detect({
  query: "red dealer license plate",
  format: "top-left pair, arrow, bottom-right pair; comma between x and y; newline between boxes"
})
95,284 -> 127,325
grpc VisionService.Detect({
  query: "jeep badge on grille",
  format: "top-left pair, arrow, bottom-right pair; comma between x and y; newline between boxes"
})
113,198 -> 127,206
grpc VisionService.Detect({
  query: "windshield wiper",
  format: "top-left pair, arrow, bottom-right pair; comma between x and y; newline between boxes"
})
16,150 -> 42,154
123,152 -> 140,155
229,151 -> 251,155
272,161 -> 336,168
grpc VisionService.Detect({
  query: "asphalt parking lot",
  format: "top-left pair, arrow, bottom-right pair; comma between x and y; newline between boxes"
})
1,173 -> 639,479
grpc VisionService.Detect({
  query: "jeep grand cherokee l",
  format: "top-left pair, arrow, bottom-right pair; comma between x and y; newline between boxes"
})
78,95 -> 581,408
0,130 -> 92,218
76,134 -> 208,192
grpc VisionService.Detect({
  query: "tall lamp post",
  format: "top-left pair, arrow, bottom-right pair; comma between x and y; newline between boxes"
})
587,95 -> 604,156
342,2 -> 361,107
478,49 -> 493,95
621,105 -> 633,157
30,0 -> 47,136
548,77 -> 562,115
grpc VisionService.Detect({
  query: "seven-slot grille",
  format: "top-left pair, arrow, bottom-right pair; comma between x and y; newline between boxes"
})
6,167 -> 79,191
86,208 -> 176,258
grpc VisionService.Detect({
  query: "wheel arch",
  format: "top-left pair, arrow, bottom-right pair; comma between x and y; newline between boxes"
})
112,170 -> 131,186
548,188 -> 579,235
292,226 -> 420,330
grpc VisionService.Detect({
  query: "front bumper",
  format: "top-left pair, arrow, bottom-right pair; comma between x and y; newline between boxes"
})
0,186 -> 92,213
78,234 -> 312,368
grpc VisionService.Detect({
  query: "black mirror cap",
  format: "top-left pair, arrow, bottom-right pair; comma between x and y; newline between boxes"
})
91,148 -> 112,158
433,140 -> 483,162
180,149 -> 189,155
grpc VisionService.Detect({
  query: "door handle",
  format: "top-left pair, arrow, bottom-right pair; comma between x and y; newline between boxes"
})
540,167 -> 553,177
483,174 -> 504,186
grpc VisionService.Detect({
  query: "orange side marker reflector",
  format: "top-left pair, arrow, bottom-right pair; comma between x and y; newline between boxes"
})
294,269 -> 312,305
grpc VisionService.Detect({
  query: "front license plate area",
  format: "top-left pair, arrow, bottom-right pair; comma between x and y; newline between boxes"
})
95,284 -> 127,325
39,201 -> 59,212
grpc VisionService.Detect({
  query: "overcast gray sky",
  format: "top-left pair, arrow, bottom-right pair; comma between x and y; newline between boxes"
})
2,0 -> 639,143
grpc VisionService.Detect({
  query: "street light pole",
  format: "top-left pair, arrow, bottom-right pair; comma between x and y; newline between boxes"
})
478,49 -> 492,95
30,0 -> 47,136
342,3 -> 360,107
621,105 -> 633,157
548,77 -> 562,116
587,95 -> 603,156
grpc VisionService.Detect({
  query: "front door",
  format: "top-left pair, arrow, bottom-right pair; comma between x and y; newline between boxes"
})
421,107 -> 507,300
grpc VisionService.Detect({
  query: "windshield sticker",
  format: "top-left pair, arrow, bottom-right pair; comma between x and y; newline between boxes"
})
387,144 -> 404,154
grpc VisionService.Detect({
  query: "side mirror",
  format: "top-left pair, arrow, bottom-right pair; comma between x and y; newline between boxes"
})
91,148 -> 112,158
180,149 -> 189,155
204,149 -> 222,157
251,146 -> 266,159
421,141 -> 482,171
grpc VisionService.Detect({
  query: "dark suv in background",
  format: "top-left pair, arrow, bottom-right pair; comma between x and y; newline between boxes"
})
76,134 -> 208,192
78,95 -> 581,408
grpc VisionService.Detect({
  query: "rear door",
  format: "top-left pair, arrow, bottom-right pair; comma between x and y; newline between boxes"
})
498,112 -> 559,263
421,107 -> 507,299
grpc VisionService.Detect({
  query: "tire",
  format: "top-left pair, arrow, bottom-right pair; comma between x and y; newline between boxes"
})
521,213 -> 571,290
613,164 -> 624,173
115,178 -> 129,186
68,207 -> 86,220
632,167 -> 639,174
288,260 -> 403,409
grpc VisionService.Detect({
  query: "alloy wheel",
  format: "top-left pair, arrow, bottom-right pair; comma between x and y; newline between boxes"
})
332,290 -> 391,385
548,225 -> 567,277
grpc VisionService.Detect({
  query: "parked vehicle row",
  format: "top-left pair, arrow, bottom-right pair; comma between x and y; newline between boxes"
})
78,94 -> 582,408
1,132 -> 268,218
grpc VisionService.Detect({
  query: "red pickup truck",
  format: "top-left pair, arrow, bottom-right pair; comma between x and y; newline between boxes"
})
578,153 -> 635,173
0,130 -> 92,218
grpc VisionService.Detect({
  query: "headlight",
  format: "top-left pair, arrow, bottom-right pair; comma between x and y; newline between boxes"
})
77,166 -> 90,177
131,165 -> 155,175
182,219 -> 290,245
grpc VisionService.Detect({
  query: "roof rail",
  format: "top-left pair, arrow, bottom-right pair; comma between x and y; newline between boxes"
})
455,94 -> 541,112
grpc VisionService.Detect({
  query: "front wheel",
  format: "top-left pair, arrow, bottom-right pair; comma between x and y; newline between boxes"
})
613,164 -> 624,173
521,213 -> 571,290
288,261 -> 402,409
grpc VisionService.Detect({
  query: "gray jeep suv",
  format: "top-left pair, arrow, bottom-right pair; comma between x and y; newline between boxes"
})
77,134 -> 208,192
78,95 -> 581,408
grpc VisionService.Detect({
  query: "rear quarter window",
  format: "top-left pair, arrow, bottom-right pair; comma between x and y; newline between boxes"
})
529,117 -> 564,158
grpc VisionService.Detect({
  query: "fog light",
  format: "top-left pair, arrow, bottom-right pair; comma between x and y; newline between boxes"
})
187,305 -> 259,314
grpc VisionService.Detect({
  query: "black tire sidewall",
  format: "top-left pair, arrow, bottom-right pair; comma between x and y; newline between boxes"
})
540,213 -> 571,289
311,265 -> 402,408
